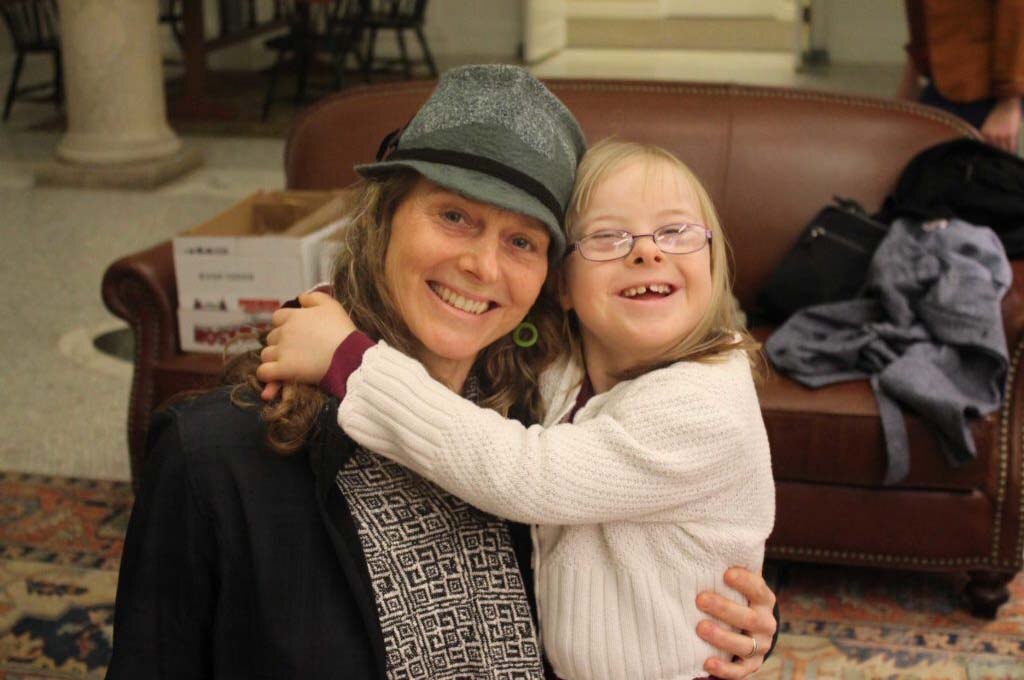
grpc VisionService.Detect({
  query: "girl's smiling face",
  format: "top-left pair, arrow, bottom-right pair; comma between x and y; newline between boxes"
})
385,177 -> 551,389
561,157 -> 713,391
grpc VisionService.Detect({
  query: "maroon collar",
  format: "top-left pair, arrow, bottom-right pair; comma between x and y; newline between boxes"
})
564,374 -> 595,423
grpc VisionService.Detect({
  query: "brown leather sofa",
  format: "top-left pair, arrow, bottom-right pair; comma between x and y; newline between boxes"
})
102,79 -> 1024,617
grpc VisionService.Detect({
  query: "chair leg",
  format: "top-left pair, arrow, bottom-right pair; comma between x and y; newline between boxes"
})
414,25 -> 437,78
168,0 -> 185,46
294,44 -> 309,104
3,52 -> 25,121
396,29 -> 411,80
363,28 -> 377,83
965,570 -> 1013,619
262,52 -> 284,121
349,29 -> 368,73
53,50 -> 63,108
330,45 -> 346,91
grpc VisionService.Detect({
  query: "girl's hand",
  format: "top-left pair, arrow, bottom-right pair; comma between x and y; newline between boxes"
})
256,292 -> 356,400
695,567 -> 778,679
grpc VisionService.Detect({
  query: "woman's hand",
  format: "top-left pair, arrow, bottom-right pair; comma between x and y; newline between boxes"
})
981,96 -> 1022,153
257,292 -> 357,400
695,567 -> 778,679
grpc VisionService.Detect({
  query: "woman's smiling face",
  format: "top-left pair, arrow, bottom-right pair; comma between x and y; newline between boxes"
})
384,177 -> 552,388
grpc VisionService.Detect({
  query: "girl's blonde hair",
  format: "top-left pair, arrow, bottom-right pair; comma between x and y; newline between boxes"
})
229,170 -> 565,454
563,138 -> 761,380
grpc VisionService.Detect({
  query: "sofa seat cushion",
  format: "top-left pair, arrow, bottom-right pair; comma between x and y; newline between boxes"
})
751,326 -> 996,492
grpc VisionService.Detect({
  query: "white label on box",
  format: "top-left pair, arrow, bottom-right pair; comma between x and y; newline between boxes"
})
178,308 -> 273,354
176,255 -> 307,312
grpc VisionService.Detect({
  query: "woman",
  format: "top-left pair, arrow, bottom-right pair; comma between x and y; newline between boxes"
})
106,65 -> 777,680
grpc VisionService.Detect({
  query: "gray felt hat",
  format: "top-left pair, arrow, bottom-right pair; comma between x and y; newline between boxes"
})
355,64 -> 586,259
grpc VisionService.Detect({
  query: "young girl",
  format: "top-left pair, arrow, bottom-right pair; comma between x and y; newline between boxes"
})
259,139 -> 775,680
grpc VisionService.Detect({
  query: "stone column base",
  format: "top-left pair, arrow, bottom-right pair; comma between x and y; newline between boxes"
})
35,145 -> 204,190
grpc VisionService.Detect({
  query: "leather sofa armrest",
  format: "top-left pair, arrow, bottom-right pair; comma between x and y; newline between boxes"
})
101,241 -> 178,485
1002,259 -> 1024,350
101,240 -> 178,359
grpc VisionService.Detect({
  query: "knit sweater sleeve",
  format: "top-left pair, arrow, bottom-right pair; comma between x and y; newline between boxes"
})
338,343 -> 765,525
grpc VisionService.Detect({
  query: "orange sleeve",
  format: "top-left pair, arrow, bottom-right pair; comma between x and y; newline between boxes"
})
992,0 -> 1024,98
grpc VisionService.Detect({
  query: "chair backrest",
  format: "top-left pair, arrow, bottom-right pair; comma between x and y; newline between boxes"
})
284,79 -> 974,307
269,0 -> 358,34
218,0 -> 259,35
364,0 -> 427,22
158,0 -> 180,19
0,0 -> 58,49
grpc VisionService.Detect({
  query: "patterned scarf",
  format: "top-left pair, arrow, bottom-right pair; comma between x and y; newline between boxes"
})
336,379 -> 543,679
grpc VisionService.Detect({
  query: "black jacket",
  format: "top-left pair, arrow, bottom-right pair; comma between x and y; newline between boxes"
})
106,387 -> 387,679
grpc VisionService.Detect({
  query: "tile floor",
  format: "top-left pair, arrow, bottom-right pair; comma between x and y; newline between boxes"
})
0,48 -> 902,482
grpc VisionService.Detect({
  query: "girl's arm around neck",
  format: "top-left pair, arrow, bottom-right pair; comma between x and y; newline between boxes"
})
339,344 -> 772,525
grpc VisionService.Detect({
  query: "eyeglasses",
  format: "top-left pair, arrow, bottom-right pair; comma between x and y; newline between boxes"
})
566,223 -> 712,262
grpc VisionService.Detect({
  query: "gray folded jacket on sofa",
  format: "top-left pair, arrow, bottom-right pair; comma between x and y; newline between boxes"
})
766,217 -> 1012,484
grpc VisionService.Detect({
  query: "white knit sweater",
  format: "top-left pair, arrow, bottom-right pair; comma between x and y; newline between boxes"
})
338,344 -> 775,680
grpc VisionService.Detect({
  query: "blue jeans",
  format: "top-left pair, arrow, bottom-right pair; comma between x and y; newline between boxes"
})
919,82 -> 1002,130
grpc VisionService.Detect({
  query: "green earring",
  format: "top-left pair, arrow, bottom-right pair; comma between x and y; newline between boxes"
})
512,321 -> 539,348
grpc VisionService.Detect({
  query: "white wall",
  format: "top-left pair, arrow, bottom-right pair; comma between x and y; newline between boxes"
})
662,0 -> 793,19
524,0 -> 566,63
420,0 -> 522,60
568,0 -> 793,19
817,0 -> 907,65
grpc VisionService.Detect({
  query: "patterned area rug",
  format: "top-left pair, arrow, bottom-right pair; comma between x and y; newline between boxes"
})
0,473 -> 129,680
759,566 -> 1024,679
0,471 -> 1021,679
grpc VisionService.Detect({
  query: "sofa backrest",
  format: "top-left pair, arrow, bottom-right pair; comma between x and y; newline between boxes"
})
285,79 -> 975,309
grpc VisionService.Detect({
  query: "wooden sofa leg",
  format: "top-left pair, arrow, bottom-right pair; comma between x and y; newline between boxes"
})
965,570 -> 1013,619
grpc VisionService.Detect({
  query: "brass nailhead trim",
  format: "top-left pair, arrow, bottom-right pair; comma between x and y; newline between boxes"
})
1009,333 -> 1024,567
990,331 -> 1023,567
768,545 -> 994,568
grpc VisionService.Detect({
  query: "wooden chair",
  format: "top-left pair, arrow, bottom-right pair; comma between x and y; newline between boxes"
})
262,0 -> 364,120
350,0 -> 436,82
1,0 -> 60,121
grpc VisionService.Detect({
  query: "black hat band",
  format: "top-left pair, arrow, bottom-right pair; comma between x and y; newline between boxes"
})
387,147 -> 565,225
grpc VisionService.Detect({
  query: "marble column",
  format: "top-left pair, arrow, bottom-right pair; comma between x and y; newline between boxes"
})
38,0 -> 202,188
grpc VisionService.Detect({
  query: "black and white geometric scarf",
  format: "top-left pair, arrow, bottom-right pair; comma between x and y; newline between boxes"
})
337,418 -> 543,679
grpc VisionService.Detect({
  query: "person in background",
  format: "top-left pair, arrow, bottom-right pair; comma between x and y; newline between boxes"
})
898,0 -> 1024,153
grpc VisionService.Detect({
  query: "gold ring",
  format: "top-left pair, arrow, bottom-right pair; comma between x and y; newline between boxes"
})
744,635 -> 759,659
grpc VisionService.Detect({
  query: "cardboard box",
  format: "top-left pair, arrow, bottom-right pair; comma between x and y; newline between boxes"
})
178,308 -> 272,354
173,190 -> 350,313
